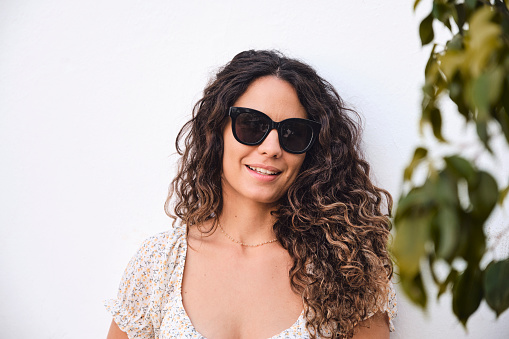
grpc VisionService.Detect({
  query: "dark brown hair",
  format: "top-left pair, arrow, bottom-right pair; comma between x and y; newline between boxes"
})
165,50 -> 393,338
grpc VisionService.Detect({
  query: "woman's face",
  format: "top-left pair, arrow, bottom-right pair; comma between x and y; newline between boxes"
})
221,75 -> 307,206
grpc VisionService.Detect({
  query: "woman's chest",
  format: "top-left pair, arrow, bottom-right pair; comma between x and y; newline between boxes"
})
180,245 -> 303,339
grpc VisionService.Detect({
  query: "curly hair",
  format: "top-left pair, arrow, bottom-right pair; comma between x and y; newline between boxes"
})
165,50 -> 393,338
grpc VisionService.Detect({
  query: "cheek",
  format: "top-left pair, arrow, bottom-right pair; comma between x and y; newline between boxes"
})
285,154 -> 306,182
222,129 -> 251,174
292,154 -> 306,172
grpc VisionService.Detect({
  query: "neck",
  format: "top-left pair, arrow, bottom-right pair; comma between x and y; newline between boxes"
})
218,193 -> 278,246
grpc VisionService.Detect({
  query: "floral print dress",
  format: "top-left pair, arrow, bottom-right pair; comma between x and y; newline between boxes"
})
104,225 -> 397,338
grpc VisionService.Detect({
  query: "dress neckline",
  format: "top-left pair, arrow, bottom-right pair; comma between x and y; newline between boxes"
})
175,227 -> 305,339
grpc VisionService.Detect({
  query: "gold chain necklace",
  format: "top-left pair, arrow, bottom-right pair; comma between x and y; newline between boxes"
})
217,222 -> 278,247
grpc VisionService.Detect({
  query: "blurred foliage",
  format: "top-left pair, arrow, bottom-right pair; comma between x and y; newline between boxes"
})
393,0 -> 509,326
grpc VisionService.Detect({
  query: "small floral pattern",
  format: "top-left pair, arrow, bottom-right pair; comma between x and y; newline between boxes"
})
105,225 -> 397,338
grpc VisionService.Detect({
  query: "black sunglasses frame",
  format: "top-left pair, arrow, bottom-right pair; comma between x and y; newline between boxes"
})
228,107 -> 321,154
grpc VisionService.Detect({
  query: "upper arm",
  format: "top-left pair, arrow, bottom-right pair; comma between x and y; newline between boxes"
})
351,312 -> 390,339
107,320 -> 129,339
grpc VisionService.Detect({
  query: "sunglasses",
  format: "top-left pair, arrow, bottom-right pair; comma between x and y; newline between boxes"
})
228,107 -> 321,154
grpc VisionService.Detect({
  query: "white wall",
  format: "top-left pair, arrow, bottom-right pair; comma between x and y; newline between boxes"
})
1,1 -> 508,338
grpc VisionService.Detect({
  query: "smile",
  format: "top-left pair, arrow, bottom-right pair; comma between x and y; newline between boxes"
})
246,165 -> 280,176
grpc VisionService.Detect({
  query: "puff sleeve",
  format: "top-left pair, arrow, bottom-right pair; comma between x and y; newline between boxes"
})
104,231 -> 178,338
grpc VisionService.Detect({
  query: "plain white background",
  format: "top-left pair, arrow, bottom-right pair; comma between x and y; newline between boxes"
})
1,1 -> 508,338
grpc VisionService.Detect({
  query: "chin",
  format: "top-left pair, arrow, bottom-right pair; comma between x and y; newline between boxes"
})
249,194 -> 284,205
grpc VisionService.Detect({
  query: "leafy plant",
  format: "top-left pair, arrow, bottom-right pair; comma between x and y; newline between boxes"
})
393,0 -> 509,326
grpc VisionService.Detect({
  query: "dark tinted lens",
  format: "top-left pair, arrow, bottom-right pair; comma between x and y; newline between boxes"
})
235,112 -> 270,144
280,120 -> 313,152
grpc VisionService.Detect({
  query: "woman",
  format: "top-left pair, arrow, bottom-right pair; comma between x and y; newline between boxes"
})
105,50 -> 396,339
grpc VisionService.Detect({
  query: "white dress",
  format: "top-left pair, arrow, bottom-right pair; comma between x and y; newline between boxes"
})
105,225 -> 397,338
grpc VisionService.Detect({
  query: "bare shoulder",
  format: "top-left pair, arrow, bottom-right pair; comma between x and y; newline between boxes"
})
352,312 -> 390,339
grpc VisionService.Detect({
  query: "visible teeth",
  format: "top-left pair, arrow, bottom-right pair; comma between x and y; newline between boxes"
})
247,165 -> 279,175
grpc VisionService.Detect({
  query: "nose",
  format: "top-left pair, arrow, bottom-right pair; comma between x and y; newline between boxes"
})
257,129 -> 282,158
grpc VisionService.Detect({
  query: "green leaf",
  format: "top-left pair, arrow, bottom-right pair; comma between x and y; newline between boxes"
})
446,34 -> 464,51
471,76 -> 491,119
438,269 -> 459,299
449,73 -> 471,120
466,0 -> 477,9
404,147 -> 428,181
484,259 -> 509,317
436,170 -> 460,206
485,67 -> 505,107
469,171 -> 498,222
425,44 -> 438,77
476,120 -> 492,152
471,68 -> 504,118
393,215 -> 432,277
496,106 -> 509,144
453,4 -> 466,31
395,181 -> 436,219
500,78 -> 509,143
444,155 -> 476,183
420,13 -> 435,46
467,7 -> 501,77
432,3 -> 453,31
422,83 -> 435,98
499,184 -> 509,205
457,214 -> 486,264
433,207 -> 460,261
453,266 -> 483,326
439,50 -> 464,81
430,107 -> 445,141
402,272 -> 428,308
413,0 -> 422,11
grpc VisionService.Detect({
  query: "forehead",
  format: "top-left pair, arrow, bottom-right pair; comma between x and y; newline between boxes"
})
233,76 -> 307,121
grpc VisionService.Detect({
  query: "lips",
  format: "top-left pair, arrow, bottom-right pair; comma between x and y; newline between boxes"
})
246,165 -> 281,175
